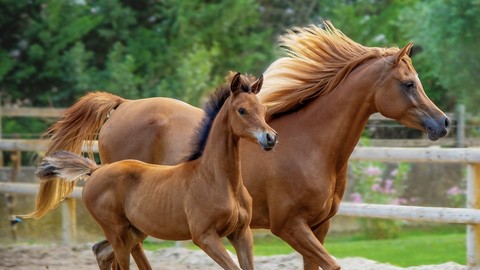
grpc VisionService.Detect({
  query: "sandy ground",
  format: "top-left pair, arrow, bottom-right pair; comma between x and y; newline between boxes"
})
0,243 -> 466,270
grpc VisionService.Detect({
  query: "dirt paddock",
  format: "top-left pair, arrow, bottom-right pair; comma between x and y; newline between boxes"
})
0,243 -> 466,270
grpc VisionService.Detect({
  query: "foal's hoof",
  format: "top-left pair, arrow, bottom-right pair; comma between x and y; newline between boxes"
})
92,240 -> 115,270
92,239 -> 109,254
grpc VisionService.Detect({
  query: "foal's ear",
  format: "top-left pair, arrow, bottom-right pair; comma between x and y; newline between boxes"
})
251,75 -> 264,95
230,72 -> 242,95
394,42 -> 414,65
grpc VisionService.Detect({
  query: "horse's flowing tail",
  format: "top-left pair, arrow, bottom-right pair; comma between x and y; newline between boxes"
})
24,92 -> 125,219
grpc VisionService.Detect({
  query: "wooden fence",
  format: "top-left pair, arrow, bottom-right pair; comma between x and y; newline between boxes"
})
0,140 -> 479,269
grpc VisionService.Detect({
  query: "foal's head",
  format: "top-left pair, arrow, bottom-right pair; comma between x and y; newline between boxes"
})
228,73 -> 278,150
185,73 -> 278,161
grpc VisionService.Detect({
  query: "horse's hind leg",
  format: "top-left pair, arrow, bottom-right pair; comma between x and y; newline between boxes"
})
92,239 -> 115,270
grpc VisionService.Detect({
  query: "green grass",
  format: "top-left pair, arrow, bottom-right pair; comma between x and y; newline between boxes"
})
325,226 -> 466,267
143,225 -> 466,267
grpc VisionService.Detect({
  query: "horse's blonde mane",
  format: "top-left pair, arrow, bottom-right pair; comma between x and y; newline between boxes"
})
259,21 -> 400,117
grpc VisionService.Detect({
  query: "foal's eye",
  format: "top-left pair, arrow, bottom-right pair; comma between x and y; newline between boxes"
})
238,108 -> 247,116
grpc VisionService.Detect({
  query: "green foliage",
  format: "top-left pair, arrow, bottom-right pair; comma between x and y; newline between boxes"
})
319,0 -> 417,47
403,0 -> 480,112
0,0 -> 275,109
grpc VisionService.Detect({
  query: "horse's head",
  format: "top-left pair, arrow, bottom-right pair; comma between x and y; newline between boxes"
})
373,43 -> 450,141
229,73 -> 278,150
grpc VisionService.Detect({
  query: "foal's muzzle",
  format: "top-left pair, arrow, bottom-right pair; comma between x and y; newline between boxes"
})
258,130 -> 278,151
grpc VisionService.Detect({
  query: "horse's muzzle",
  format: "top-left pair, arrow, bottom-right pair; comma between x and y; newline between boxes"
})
425,116 -> 450,141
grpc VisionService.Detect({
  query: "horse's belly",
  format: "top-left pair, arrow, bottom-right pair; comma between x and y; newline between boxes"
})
129,211 -> 192,241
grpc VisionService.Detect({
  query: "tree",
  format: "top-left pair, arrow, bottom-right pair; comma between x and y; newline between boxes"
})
0,0 -> 275,108
403,0 -> 480,113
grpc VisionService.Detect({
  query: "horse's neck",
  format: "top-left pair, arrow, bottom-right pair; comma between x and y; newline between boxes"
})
297,63 -> 379,166
199,107 -> 242,191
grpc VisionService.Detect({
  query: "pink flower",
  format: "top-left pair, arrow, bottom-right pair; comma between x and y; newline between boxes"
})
389,198 -> 408,205
371,184 -> 382,192
383,179 -> 394,194
447,186 -> 465,196
390,169 -> 398,177
364,165 -> 382,176
351,192 -> 363,203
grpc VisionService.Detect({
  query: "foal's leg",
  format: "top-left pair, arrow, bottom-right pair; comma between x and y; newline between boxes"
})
271,219 -> 340,270
227,227 -> 254,270
130,230 -> 151,270
92,239 -> 149,270
131,243 -> 151,270
192,229 -> 242,270
102,224 -> 136,270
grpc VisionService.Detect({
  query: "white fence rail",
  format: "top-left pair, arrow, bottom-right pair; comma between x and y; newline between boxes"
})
0,140 -> 479,269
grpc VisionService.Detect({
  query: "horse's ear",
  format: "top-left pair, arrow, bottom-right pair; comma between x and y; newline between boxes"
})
251,75 -> 263,95
230,72 -> 242,95
394,43 -> 414,65
406,43 -> 414,57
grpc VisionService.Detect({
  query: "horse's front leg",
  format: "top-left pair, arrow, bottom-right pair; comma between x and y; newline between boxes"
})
271,219 -> 340,270
227,226 -> 254,270
303,219 -> 332,270
192,229 -> 242,270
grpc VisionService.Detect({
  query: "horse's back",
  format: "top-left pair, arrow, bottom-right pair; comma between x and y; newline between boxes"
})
98,97 -> 204,165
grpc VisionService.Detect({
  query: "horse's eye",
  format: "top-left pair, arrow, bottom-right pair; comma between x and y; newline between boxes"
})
403,81 -> 415,92
238,108 -> 247,116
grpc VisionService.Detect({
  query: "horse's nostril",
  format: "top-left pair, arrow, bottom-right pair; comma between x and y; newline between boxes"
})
445,117 -> 450,129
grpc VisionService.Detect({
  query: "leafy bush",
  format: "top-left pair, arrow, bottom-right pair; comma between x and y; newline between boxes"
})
349,160 -> 411,239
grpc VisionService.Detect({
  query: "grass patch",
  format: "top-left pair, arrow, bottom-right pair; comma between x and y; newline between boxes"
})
143,224 -> 466,267
325,227 -> 466,267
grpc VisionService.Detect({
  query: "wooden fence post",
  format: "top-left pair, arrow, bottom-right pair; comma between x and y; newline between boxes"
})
61,198 -> 77,244
0,99 -> 3,166
456,104 -> 465,148
467,163 -> 480,270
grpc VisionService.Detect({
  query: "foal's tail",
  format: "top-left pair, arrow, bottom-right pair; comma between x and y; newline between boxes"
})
24,92 -> 125,219
18,151 -> 98,219
36,151 -> 98,183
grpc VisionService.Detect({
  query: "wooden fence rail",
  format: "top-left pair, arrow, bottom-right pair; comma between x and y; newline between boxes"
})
0,140 -> 479,269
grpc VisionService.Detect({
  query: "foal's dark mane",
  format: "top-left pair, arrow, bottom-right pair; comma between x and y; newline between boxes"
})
184,73 -> 256,162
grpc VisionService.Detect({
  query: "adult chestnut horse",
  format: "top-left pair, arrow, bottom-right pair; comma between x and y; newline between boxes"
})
25,22 -> 449,270
35,73 -> 277,270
